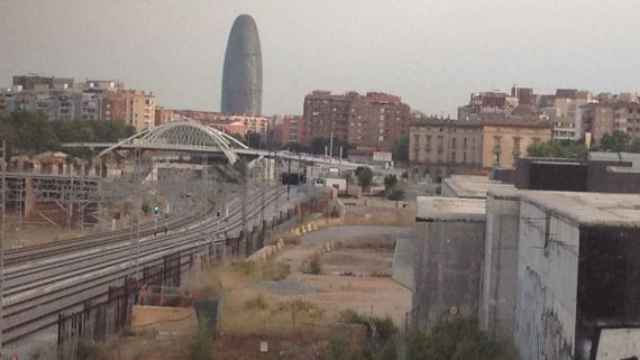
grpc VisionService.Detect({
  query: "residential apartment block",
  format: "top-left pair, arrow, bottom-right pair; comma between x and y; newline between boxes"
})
1,75 -> 156,130
302,90 -> 411,152
271,115 -> 305,145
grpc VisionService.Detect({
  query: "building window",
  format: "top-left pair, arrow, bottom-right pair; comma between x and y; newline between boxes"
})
463,137 -> 468,149
513,137 -> 522,159
451,138 -> 457,148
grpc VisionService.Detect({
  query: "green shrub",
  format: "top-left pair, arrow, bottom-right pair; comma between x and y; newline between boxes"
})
305,253 -> 323,275
244,295 -> 268,311
191,321 -> 214,360
407,318 -> 515,360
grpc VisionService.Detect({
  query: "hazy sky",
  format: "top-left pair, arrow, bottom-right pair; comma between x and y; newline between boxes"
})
1,0 -> 638,116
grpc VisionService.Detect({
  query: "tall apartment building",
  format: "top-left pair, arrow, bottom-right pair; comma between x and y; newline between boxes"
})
409,118 -> 552,180
271,115 -> 305,145
303,91 -> 354,145
581,103 -> 616,145
2,75 -> 154,128
457,91 -> 518,121
102,90 -> 156,130
543,89 -> 592,141
302,90 -> 411,152
613,102 -> 640,138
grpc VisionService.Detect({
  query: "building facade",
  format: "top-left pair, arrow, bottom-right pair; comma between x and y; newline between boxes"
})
173,110 -> 269,137
302,90 -> 411,152
221,14 -> 263,115
409,118 -> 552,180
481,119 -> 552,169
409,119 -> 484,181
271,115 -> 305,146
1,75 -> 155,129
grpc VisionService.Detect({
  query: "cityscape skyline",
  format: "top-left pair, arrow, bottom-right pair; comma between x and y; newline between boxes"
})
2,0 -> 639,117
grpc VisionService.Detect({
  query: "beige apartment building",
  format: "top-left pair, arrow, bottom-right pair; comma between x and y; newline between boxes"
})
410,118 -> 552,180
481,119 -> 552,168
409,119 -> 484,181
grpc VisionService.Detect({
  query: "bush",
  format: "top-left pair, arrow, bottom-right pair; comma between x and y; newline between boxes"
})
407,318 -> 515,360
244,294 -> 269,311
338,310 -> 398,360
191,322 -> 214,360
386,189 -> 405,201
304,253 -> 323,275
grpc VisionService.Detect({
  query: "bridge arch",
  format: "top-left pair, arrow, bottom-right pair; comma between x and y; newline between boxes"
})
98,121 -> 249,164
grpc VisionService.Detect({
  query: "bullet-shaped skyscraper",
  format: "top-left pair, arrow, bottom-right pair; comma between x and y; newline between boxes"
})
221,14 -> 262,115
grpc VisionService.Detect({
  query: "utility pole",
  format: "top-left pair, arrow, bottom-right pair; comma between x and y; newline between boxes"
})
0,140 -> 6,352
242,163 -> 249,256
329,130 -> 334,158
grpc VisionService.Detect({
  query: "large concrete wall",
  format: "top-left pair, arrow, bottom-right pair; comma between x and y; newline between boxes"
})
514,200 -> 580,360
479,190 -> 520,342
413,198 -> 486,331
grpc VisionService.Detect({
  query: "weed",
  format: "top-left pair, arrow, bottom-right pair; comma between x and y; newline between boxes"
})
369,271 -> 391,278
230,260 -> 290,281
304,253 -> 323,275
283,235 -> 302,246
263,262 -> 291,281
244,294 -> 269,311
407,318 -> 516,360
190,321 -> 214,360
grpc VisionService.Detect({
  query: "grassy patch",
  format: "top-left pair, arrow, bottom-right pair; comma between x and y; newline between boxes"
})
244,294 -> 269,311
303,253 -> 323,275
230,260 -> 291,281
407,318 -> 516,360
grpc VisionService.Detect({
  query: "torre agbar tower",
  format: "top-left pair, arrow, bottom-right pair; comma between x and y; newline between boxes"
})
221,14 -> 263,115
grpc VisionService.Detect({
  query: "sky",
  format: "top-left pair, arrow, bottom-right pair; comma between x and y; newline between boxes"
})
1,0 -> 639,117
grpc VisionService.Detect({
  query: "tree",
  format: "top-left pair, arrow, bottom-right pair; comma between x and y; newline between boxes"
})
6,112 -> 59,154
600,131 -> 631,154
628,137 -> 640,153
392,136 -> 409,162
527,140 -> 588,159
282,142 -> 308,153
355,166 -> 373,191
384,174 -> 398,192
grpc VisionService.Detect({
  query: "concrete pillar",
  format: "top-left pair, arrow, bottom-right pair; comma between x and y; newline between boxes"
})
24,176 -> 36,219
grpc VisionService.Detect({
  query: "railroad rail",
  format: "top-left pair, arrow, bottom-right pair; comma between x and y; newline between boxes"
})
1,185 -> 300,346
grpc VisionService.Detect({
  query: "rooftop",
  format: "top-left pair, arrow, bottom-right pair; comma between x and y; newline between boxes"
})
520,191 -> 640,228
589,152 -> 640,168
416,196 -> 486,222
443,175 -> 492,199
443,175 -> 515,199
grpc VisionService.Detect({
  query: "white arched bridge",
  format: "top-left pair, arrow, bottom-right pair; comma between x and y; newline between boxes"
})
62,121 -> 365,168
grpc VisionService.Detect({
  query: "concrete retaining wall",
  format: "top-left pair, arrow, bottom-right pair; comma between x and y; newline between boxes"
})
414,218 -> 486,331
514,200 -> 579,360
479,191 -> 520,341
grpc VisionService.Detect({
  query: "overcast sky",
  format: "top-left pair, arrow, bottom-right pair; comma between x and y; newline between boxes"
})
1,0 -> 638,116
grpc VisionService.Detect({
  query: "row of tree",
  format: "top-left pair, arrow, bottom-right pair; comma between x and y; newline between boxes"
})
0,111 -> 136,159
527,131 -> 640,159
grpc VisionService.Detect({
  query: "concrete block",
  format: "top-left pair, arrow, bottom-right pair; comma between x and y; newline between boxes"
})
413,197 -> 486,332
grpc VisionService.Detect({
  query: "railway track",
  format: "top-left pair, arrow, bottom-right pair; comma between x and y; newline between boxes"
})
4,195 -> 225,266
1,185 -> 296,346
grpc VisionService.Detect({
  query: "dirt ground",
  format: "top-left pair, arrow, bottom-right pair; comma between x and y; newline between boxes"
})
3,214 -> 89,248
268,226 -> 412,325
108,211 -> 414,359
